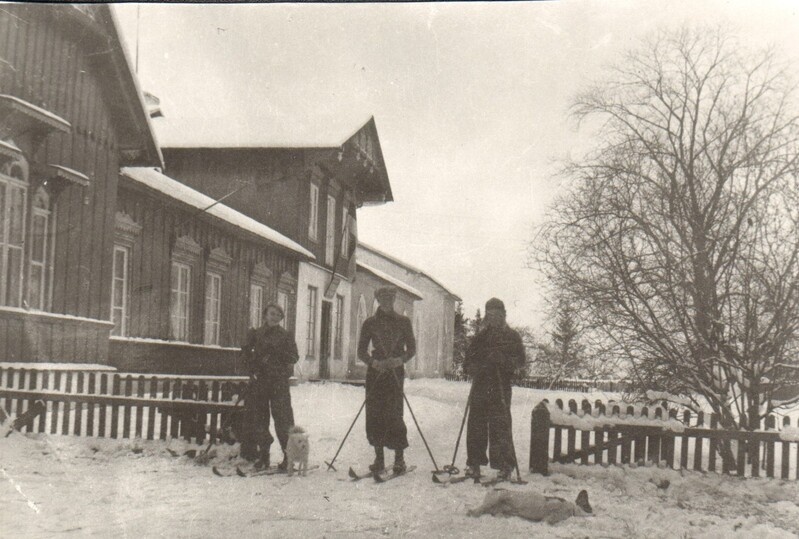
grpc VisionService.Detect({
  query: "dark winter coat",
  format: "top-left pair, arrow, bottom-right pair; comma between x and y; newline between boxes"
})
357,308 -> 417,366
243,324 -> 300,381
465,324 -> 525,388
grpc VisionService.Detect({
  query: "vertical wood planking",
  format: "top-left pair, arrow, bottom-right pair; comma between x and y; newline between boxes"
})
765,416 -> 775,478
781,417 -> 791,480
135,375 -> 145,439
38,370 -> 49,433
73,371 -> 84,436
122,375 -> 133,439
50,371 -> 61,434
708,414 -> 718,473
110,374 -> 120,439
86,372 -> 96,437
98,374 -> 108,438
147,377 -> 157,441
170,378 -> 181,439
60,371 -> 72,435
160,379 -> 170,440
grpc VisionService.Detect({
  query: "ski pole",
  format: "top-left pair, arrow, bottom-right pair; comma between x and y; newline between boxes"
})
443,382 -> 474,475
325,398 -> 366,472
495,365 -> 525,484
390,369 -> 441,473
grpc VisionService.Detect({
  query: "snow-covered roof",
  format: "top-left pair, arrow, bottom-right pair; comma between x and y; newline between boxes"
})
357,243 -> 461,301
120,167 -> 314,259
153,115 -> 374,149
357,261 -> 424,300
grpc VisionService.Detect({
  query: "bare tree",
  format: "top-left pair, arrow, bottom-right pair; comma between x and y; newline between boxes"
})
535,27 -> 799,443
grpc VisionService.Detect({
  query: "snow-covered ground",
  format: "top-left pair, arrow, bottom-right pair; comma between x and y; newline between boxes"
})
2,379 -> 798,538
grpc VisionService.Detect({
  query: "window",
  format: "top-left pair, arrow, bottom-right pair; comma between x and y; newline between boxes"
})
325,195 -> 336,265
111,245 -> 130,336
356,294 -> 367,348
170,262 -> 191,341
341,207 -> 350,258
308,183 -> 319,241
333,294 -> 344,360
28,187 -> 54,310
0,163 -> 27,307
306,286 -> 318,357
204,272 -> 222,345
249,283 -> 264,329
277,290 -> 289,329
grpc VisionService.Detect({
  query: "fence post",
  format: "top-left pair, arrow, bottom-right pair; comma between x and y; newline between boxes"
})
530,401 -> 550,475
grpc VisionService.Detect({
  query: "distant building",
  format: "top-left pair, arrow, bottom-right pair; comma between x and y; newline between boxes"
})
348,261 -> 423,379
154,117 -> 394,380
356,243 -> 460,378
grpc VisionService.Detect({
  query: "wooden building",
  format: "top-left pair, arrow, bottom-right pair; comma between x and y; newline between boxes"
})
110,167 -> 312,374
356,243 -> 460,378
153,116 -> 394,380
0,4 -> 161,365
348,260 -> 423,379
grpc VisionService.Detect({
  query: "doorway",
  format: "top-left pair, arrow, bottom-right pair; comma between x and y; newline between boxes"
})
319,300 -> 332,379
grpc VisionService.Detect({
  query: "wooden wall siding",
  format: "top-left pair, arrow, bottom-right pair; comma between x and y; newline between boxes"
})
108,340 -> 245,375
0,311 -> 109,363
116,185 -> 299,349
0,7 -> 120,325
163,148 -> 355,279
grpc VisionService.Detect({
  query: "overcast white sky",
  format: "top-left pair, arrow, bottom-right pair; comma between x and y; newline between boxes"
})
115,1 -> 799,330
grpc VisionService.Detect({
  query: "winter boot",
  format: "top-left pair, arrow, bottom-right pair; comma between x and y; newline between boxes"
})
393,450 -> 407,474
497,464 -> 513,481
240,441 -> 259,462
464,464 -> 482,478
277,452 -> 288,471
254,446 -> 271,470
369,446 -> 385,473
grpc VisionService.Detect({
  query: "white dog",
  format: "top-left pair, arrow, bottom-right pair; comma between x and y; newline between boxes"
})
285,426 -> 310,476
468,489 -> 592,524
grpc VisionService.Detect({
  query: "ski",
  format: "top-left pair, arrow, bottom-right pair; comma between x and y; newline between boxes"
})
432,474 -> 479,485
3,400 -> 46,438
242,464 -> 319,477
213,464 -> 320,477
348,467 -> 376,481
373,465 -> 416,483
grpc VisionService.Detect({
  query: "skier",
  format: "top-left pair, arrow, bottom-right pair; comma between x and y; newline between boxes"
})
357,286 -> 417,474
241,303 -> 300,470
464,297 -> 526,481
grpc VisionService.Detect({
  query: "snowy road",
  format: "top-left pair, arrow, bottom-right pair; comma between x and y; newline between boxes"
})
1,379 -> 798,538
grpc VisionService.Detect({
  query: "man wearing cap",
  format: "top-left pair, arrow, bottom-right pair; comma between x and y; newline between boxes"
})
241,303 -> 300,470
357,286 -> 417,474
464,297 -> 526,480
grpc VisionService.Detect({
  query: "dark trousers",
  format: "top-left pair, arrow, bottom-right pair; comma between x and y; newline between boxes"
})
365,366 -> 408,450
466,384 -> 514,469
241,377 -> 294,459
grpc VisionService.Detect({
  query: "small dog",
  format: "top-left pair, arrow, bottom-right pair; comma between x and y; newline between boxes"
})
285,425 -> 310,476
468,489 -> 592,525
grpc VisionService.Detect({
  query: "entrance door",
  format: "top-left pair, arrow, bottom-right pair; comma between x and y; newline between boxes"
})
319,300 -> 332,379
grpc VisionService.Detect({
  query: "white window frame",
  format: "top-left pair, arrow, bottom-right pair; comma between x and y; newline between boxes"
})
0,169 -> 27,308
277,289 -> 289,329
28,187 -> 54,311
204,271 -> 222,345
249,282 -> 264,329
308,183 -> 319,241
306,286 -> 318,358
170,261 -> 191,341
325,195 -> 336,266
111,244 -> 130,337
